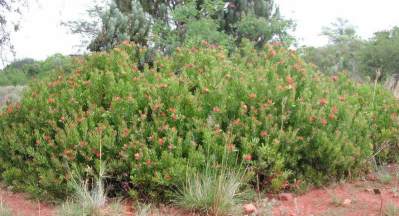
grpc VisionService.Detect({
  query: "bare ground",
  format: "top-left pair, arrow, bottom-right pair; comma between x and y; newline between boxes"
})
0,165 -> 398,216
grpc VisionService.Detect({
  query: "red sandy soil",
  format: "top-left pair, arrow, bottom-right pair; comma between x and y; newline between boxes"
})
1,165 -> 399,216
0,189 -> 55,216
272,164 -> 399,216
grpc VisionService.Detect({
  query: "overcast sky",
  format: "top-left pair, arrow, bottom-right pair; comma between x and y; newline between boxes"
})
7,0 -> 399,64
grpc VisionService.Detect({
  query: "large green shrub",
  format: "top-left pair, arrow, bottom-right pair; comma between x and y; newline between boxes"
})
0,42 -> 398,201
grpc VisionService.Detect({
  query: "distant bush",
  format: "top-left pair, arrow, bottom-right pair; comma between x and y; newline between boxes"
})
0,42 -> 398,201
0,54 -> 77,86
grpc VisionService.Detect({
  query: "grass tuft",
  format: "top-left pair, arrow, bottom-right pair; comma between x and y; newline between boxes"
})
57,164 -> 124,216
134,202 -> 152,216
0,198 -> 12,216
384,202 -> 399,216
377,169 -> 393,185
175,168 -> 248,216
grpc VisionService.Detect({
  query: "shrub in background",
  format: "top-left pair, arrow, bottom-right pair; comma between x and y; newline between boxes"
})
0,41 -> 398,201
0,54 -> 77,86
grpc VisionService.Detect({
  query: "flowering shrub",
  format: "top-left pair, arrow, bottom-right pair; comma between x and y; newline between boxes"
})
0,42 -> 398,200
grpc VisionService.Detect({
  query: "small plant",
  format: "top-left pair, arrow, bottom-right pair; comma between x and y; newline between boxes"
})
377,169 -> 393,185
324,188 -> 342,207
392,187 -> 399,197
134,203 -> 153,216
254,198 -> 275,216
0,199 -> 12,216
384,202 -> 399,216
175,168 -> 248,216
57,164 -> 124,216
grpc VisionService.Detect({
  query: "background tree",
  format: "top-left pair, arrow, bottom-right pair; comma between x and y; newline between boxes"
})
358,27 -> 399,80
88,0 -> 151,51
67,0 -> 294,52
301,18 -> 364,79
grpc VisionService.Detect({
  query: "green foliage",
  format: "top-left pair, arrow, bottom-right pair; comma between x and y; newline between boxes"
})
301,21 -> 399,81
358,27 -> 399,80
70,0 -> 294,52
88,0 -> 151,51
0,54 -> 76,86
0,42 -> 398,202
300,18 -> 364,77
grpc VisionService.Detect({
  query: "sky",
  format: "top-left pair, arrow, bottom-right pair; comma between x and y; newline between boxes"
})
5,0 -> 399,65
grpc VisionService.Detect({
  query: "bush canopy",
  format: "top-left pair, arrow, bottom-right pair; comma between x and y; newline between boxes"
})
0,41 -> 398,201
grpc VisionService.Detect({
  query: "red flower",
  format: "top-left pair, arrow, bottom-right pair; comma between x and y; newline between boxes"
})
6,105 -> 13,114
331,75 -> 338,82
232,119 -> 241,126
329,113 -> 335,120
248,93 -> 257,100
44,135 -> 51,142
269,49 -> 277,57
171,113 -> 177,121
319,98 -> 328,106
227,143 -> 235,152
260,131 -> 268,138
164,174 -> 172,181
158,138 -> 164,146
79,141 -> 88,147
321,118 -> 327,126
243,154 -> 252,161
122,128 -> 129,138
159,83 -> 168,89
213,107 -> 221,113
122,40 -> 130,45
48,98 -> 55,104
332,105 -> 338,114
267,99 -> 273,105
60,116 -> 66,122
286,75 -> 295,85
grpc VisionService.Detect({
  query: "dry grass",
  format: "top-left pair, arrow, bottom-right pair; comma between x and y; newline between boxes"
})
0,198 -> 13,216
57,164 -> 124,216
175,169 -> 249,216
384,202 -> 399,216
